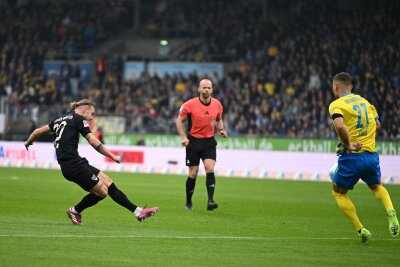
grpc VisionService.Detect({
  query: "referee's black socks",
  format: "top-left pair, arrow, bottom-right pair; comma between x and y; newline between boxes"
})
186,177 -> 196,204
108,183 -> 138,213
206,172 -> 216,202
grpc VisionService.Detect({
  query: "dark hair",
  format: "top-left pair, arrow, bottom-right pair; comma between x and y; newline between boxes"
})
333,72 -> 352,86
70,99 -> 95,110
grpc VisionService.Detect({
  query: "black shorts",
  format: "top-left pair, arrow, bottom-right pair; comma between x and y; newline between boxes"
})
186,135 -> 217,166
59,157 -> 100,191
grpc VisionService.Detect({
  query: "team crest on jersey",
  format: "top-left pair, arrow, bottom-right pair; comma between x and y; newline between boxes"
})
83,120 -> 89,127
179,105 -> 184,112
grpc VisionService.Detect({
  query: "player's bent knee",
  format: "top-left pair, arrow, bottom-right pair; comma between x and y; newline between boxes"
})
91,181 -> 108,197
98,171 -> 113,186
368,183 -> 381,191
92,189 -> 107,198
332,183 -> 348,194
189,173 -> 198,179
188,167 -> 199,178
97,187 -> 108,198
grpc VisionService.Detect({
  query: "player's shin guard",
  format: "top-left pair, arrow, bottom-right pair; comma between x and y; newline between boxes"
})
186,177 -> 196,204
371,184 -> 394,211
74,193 -> 105,213
332,190 -> 363,231
206,172 -> 216,202
108,183 -> 138,213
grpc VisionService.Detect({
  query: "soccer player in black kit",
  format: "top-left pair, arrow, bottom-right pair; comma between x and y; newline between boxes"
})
25,99 -> 158,225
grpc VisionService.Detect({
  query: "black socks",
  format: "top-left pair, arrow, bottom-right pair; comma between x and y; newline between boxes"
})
186,177 -> 196,204
206,172 -> 216,202
75,193 -> 105,213
108,183 -> 138,213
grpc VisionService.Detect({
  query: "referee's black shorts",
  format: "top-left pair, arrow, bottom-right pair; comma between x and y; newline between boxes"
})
59,157 -> 100,191
185,135 -> 217,166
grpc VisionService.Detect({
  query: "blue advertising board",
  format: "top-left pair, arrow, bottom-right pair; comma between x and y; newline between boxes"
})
123,62 -> 145,81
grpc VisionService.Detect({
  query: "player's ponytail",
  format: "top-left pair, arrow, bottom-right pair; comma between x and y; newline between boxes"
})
70,99 -> 95,110
70,101 -> 78,109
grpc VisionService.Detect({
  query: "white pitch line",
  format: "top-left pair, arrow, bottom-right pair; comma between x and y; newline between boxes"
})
0,234 -> 398,241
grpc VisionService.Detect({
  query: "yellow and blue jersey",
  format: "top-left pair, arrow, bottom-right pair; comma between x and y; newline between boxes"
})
328,93 -> 378,153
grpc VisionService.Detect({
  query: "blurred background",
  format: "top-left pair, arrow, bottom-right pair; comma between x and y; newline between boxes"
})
0,0 -> 398,145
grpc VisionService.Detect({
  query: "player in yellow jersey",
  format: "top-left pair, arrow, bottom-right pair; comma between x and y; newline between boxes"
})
328,72 -> 399,243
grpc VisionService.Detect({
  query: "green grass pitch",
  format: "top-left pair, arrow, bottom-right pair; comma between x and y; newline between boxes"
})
0,167 -> 399,266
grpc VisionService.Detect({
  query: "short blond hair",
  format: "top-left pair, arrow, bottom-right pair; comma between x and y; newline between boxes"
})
70,99 -> 95,110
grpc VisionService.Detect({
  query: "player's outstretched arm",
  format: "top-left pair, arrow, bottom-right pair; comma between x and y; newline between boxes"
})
25,125 -> 52,150
85,132 -> 121,163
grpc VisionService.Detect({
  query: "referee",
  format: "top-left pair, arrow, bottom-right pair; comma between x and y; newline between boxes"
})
176,79 -> 227,211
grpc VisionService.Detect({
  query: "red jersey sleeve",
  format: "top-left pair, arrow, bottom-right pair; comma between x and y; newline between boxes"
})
216,102 -> 223,120
179,101 -> 191,120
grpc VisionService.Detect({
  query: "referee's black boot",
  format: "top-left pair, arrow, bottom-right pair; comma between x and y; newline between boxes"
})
207,201 -> 218,211
185,202 -> 193,210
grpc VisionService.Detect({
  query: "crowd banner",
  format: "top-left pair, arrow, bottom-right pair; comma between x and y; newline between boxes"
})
94,116 -> 126,134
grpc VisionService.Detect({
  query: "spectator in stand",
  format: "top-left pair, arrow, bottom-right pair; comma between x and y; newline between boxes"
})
70,63 -> 82,96
96,55 -> 106,89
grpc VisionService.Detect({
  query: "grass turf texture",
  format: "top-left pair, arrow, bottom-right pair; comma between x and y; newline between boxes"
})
0,167 -> 399,267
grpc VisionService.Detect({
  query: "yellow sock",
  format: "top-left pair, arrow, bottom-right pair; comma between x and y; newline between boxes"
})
332,190 -> 363,231
371,185 -> 394,211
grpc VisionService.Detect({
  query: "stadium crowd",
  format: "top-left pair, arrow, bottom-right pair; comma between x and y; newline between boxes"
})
0,0 -> 133,126
1,0 -> 399,140
93,0 -> 400,140
0,0 -> 133,104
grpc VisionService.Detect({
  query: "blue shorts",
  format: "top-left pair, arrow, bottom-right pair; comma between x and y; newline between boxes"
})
332,152 -> 381,190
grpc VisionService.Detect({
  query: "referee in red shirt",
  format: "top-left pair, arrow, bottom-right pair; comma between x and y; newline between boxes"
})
176,79 -> 228,211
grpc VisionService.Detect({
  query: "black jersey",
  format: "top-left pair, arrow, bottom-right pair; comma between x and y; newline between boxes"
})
49,111 -> 92,162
